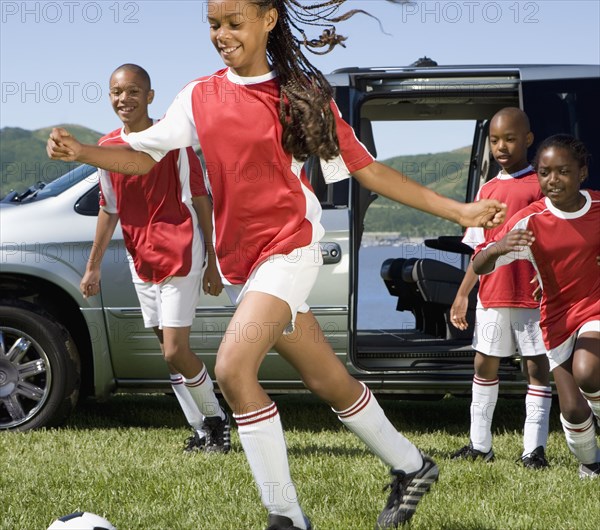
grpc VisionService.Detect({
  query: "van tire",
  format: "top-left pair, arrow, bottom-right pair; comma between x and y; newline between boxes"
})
0,301 -> 80,431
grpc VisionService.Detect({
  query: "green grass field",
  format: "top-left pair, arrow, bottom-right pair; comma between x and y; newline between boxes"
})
1,394 -> 598,530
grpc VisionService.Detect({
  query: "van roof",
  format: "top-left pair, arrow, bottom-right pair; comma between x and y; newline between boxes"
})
329,63 -> 600,83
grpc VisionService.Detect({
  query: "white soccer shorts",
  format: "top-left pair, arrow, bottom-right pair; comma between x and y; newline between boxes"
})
472,306 -> 547,358
224,243 -> 322,334
547,320 -> 600,371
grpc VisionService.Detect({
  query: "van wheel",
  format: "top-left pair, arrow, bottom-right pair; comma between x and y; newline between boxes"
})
0,302 -> 80,431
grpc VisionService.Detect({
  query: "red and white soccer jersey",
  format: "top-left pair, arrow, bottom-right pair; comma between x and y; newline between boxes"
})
98,125 -> 207,283
463,167 -> 543,308
475,190 -> 600,349
125,68 -> 374,284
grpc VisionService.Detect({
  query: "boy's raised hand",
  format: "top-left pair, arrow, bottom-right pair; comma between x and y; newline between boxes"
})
46,127 -> 82,162
459,199 -> 507,228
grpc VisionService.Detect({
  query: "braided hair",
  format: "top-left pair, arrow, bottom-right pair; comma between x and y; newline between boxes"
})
250,0 -> 399,161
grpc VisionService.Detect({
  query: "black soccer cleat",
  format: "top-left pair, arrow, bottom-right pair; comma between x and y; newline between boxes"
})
451,441 -> 494,462
519,446 -> 549,469
183,430 -> 206,453
578,461 -> 600,479
375,454 -> 439,528
265,514 -> 312,530
202,410 -> 231,453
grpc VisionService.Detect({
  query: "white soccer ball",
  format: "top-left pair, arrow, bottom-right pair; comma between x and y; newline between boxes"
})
47,511 -> 116,530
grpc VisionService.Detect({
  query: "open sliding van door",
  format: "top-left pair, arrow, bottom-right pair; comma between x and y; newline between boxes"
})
340,67 -> 530,394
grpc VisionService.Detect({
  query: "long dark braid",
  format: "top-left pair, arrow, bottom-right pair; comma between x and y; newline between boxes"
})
252,0 -> 398,161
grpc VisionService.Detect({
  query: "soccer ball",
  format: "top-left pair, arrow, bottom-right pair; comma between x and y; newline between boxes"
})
47,511 -> 116,530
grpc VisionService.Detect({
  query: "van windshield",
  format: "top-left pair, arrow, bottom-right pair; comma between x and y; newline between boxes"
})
5,164 -> 97,204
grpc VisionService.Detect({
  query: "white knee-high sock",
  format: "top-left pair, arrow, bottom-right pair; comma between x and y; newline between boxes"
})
580,389 -> 600,424
183,366 -> 224,420
333,382 -> 423,474
470,376 -> 499,452
560,413 -> 599,465
234,403 -> 307,529
170,373 -> 204,433
523,385 -> 552,455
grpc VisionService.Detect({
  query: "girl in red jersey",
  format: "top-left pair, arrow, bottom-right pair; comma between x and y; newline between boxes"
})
450,108 -> 552,469
47,1 -> 508,527
473,134 -> 600,479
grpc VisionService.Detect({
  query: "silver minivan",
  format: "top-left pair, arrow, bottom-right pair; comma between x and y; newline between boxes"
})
1,61 -> 599,431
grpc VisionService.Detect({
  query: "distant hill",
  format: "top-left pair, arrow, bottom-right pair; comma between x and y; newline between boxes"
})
0,125 -> 470,236
364,147 -> 471,236
0,125 -> 102,197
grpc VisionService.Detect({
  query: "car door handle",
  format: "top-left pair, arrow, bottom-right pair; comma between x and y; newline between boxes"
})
321,242 -> 342,264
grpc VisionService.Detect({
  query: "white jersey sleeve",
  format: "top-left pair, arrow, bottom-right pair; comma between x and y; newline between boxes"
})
486,216 -> 535,270
99,168 -> 117,214
462,226 -> 485,249
177,148 -> 193,205
462,189 -> 484,249
319,156 -> 351,184
126,83 -> 200,162
319,99 -> 374,184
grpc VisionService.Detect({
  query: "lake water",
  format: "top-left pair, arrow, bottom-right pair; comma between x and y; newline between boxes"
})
357,240 -> 467,329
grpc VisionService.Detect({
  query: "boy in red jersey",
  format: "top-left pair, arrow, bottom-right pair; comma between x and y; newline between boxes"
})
81,64 -> 229,453
473,134 -> 600,479
451,108 -> 551,468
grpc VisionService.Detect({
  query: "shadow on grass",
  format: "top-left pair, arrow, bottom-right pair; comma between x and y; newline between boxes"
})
66,393 -> 563,436
67,393 -> 187,430
287,443 -> 372,458
440,521 -> 497,530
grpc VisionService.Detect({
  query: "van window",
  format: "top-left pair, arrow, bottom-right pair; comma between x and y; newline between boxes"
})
358,120 -> 475,329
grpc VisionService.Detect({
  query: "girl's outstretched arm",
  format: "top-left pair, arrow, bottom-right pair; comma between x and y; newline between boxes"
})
47,127 -> 156,175
353,161 -> 507,229
472,229 -> 535,275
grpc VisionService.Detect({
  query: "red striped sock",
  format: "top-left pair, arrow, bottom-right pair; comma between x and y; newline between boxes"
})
234,403 -> 307,529
560,413 -> 599,465
581,389 -> 600,423
183,367 -> 223,419
170,373 -> 204,432
470,376 -> 499,452
523,385 -> 552,455
334,383 -> 422,473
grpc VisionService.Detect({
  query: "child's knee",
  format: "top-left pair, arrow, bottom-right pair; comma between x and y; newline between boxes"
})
214,356 -> 248,390
474,355 -> 500,380
304,370 -> 358,404
572,357 -> 600,393
162,342 -> 189,364
526,356 -> 551,385
577,375 -> 600,394
213,358 -> 229,385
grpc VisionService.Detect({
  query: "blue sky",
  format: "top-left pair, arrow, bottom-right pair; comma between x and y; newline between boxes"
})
1,0 -> 599,158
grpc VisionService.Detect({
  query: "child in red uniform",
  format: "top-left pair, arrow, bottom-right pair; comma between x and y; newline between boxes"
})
81,64 -> 229,453
48,3 -> 508,527
450,108 -> 551,468
473,134 -> 600,479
